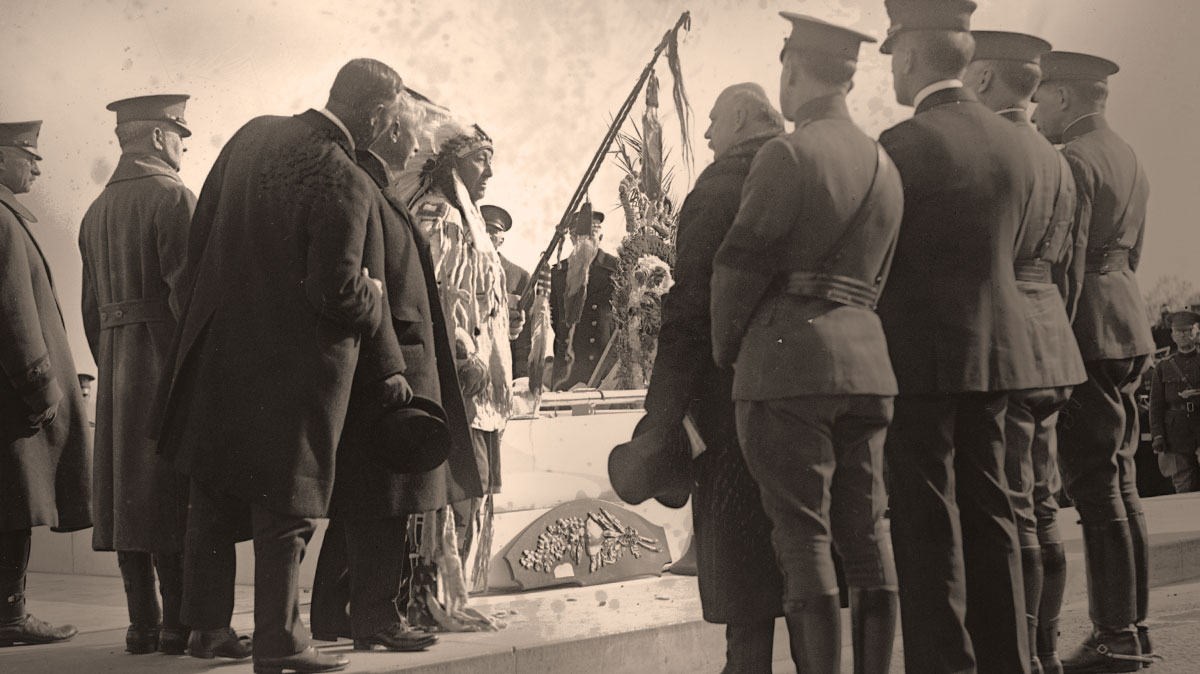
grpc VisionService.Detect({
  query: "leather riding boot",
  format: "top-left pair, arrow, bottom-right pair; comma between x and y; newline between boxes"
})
118,551 -> 161,654
1022,545 -> 1046,674
1125,512 -> 1158,668
849,587 -> 898,674
1039,542 -> 1068,674
154,553 -> 189,654
1062,520 -> 1146,673
784,593 -> 841,674
0,530 -> 76,646
721,619 -> 775,674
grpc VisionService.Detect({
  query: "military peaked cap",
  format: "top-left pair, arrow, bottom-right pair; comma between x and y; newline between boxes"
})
881,0 -> 977,54
480,204 -> 513,232
1040,51 -> 1120,83
106,94 -> 192,137
0,121 -> 43,160
1170,311 -> 1200,330
779,12 -> 877,62
970,30 -> 1052,64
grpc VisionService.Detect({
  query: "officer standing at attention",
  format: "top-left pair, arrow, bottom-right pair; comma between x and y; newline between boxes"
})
964,32 -> 1087,674
1034,50 -> 1157,672
79,94 -> 196,656
710,13 -> 904,674
481,205 -> 536,380
1149,310 -> 1200,494
876,2 -> 1044,673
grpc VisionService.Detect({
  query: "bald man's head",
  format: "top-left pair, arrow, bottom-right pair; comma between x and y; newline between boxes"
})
704,83 -> 785,160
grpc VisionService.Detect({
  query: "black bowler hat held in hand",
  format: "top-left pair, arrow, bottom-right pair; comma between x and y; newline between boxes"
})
370,396 -> 451,474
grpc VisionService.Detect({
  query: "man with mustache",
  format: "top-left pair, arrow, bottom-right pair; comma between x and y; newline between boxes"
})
550,207 -> 618,391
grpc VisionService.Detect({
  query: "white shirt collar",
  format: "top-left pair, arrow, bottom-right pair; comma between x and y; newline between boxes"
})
1063,112 -> 1103,137
317,108 -> 355,152
913,79 -> 963,111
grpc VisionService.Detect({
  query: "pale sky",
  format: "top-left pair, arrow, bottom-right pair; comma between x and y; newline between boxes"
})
3,0 -> 1195,374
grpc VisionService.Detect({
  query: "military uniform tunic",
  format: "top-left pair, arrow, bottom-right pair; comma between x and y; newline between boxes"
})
550,250 -> 618,390
710,93 -> 903,609
1149,350 -> 1200,493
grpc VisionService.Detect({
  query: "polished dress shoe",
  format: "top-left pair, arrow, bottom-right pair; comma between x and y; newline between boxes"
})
0,614 -> 78,646
187,626 -> 252,659
352,622 -> 438,652
253,645 -> 349,674
159,626 -> 189,655
125,623 -> 160,654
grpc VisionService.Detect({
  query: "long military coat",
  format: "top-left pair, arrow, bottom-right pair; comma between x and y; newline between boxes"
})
643,133 -> 783,624
328,153 -> 481,519
79,154 -> 193,552
1000,110 -> 1087,390
877,88 -> 1041,394
155,110 -> 382,518
1060,114 -> 1154,362
0,186 -> 91,532
550,250 -> 618,390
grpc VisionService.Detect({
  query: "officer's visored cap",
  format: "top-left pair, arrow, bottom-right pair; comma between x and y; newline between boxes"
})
0,121 -> 43,161
779,12 -> 877,62
970,30 -> 1052,65
480,205 -> 513,232
569,203 -> 604,236
1039,51 -> 1120,84
880,0 -> 977,55
1170,311 -> 1200,330
106,94 -> 192,138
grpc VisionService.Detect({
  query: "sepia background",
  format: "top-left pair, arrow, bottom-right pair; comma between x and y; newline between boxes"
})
3,0 -> 1194,375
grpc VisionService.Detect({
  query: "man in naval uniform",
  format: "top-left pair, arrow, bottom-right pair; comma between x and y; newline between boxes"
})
550,207 -> 618,390
1034,50 -> 1158,671
710,14 -> 903,674
965,32 -> 1088,674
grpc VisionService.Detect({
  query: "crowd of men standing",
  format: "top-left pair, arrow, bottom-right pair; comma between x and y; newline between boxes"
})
0,1 -> 1172,674
619,1 -> 1161,674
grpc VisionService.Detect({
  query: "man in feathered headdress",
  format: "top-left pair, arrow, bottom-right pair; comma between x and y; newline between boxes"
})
404,117 -> 522,630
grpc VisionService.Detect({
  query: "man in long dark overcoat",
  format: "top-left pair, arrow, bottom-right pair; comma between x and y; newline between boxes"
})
628,82 -> 786,673
965,32 -> 1088,674
310,95 -> 479,651
1034,50 -> 1158,670
155,59 -> 406,674
876,2 -> 1044,673
79,94 -> 195,656
0,120 -> 91,647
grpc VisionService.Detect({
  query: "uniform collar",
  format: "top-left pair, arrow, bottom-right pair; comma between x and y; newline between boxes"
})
1061,112 -> 1108,144
106,153 -> 181,186
913,79 -> 964,112
0,182 -> 36,223
792,93 -> 852,126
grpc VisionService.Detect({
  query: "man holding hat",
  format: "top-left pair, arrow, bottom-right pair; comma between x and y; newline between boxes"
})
876,2 -> 1045,673
612,81 -> 787,673
1149,310 -> 1200,495
550,205 -> 618,390
710,13 -> 903,674
1034,50 -> 1157,671
78,93 -> 195,656
155,58 -> 407,674
964,32 -> 1089,674
482,205 -> 538,380
0,120 -> 91,646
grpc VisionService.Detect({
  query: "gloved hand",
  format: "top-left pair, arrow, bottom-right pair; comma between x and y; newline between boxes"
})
457,355 -> 489,397
372,373 -> 413,407
26,402 -> 58,431
1152,436 -> 1166,453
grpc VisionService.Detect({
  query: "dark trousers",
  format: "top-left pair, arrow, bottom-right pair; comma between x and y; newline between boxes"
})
181,478 -> 316,659
0,529 -> 31,623
1006,387 -> 1072,548
311,517 -> 407,638
1057,357 -> 1148,523
117,550 -> 186,630
886,392 -> 1028,674
735,395 -> 896,610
